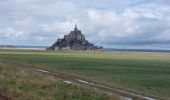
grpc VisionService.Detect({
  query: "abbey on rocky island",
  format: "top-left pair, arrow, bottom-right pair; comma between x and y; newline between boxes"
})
47,25 -> 103,51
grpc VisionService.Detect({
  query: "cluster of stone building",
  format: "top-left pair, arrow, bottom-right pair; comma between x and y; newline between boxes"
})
47,25 -> 103,51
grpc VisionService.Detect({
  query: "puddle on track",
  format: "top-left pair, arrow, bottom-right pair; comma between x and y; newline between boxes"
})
0,62 -> 3,65
63,80 -> 72,84
36,69 -> 49,73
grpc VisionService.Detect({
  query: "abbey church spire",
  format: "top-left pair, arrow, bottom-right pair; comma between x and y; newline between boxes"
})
74,24 -> 78,31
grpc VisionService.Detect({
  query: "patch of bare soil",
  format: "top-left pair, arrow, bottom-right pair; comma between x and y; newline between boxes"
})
0,95 -> 10,100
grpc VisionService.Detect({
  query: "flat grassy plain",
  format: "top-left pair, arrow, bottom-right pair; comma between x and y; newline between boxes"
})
0,50 -> 170,99
0,61 -> 110,100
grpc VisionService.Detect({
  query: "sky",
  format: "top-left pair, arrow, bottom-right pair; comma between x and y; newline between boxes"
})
0,0 -> 170,49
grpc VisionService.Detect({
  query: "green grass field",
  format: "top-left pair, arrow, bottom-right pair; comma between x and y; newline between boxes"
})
0,61 -> 112,100
0,50 -> 170,99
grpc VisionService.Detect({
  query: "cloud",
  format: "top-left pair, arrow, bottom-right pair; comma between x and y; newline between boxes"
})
0,27 -> 26,39
0,0 -> 170,49
15,16 -> 33,27
42,18 -> 79,34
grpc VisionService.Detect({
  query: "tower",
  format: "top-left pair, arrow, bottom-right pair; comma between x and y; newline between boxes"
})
74,24 -> 77,31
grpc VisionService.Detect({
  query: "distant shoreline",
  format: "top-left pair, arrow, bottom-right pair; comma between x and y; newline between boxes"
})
1,45 -> 170,53
0,45 -> 47,50
105,48 -> 170,53
0,48 -> 46,50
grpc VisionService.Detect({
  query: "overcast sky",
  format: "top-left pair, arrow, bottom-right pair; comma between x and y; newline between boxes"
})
0,0 -> 170,49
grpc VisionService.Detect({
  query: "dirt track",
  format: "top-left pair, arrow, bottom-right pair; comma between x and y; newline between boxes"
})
0,61 -> 165,100
0,95 -> 10,100
35,69 -> 158,100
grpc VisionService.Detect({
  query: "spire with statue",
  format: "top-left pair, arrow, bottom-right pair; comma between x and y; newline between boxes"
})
74,24 -> 78,31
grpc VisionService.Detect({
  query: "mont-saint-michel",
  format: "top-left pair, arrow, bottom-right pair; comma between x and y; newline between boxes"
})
1,0 -> 170,100
47,25 -> 103,51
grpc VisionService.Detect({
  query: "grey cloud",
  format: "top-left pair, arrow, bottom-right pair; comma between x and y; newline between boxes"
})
0,0 -> 170,49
